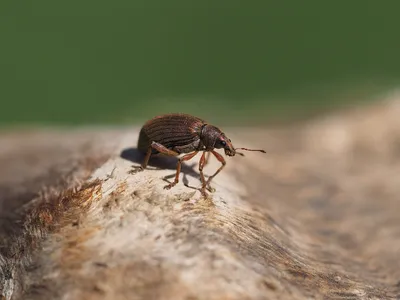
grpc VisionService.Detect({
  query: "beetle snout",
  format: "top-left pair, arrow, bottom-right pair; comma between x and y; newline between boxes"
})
222,138 -> 236,156
224,146 -> 236,156
224,149 -> 235,156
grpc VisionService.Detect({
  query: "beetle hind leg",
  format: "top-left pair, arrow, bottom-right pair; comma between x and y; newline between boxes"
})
128,147 -> 153,174
129,142 -> 179,175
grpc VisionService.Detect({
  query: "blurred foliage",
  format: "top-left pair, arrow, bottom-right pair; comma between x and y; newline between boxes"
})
1,1 -> 400,127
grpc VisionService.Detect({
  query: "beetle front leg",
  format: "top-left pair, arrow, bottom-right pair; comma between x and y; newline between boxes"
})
202,152 -> 214,191
203,152 -> 211,167
204,150 -> 226,191
164,151 -> 199,190
198,152 -> 209,196
198,152 -> 215,193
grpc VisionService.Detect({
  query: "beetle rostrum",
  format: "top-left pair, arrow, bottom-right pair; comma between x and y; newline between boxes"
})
132,113 -> 266,196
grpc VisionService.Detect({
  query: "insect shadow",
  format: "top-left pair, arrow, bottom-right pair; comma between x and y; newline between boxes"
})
120,148 -> 201,190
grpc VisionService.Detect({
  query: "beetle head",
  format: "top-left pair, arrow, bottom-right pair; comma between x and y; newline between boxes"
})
215,132 -> 236,156
201,124 -> 267,157
201,125 -> 236,156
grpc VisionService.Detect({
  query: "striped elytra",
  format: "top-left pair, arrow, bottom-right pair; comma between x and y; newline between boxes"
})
137,113 -> 206,154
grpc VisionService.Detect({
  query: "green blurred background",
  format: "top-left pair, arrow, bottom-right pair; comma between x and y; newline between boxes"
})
1,1 -> 400,127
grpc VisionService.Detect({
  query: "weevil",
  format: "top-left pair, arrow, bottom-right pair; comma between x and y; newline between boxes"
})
132,113 -> 266,196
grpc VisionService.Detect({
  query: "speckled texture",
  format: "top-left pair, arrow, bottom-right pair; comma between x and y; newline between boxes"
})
1,95 -> 400,300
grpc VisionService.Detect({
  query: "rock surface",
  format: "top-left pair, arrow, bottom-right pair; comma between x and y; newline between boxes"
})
1,96 -> 400,300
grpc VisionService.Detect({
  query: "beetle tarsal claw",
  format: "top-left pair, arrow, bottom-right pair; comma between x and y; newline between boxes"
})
163,182 -> 177,190
128,166 -> 144,174
206,185 -> 216,193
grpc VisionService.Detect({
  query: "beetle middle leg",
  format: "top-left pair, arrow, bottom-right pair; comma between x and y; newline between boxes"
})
164,150 -> 199,191
203,152 -> 212,167
204,150 -> 226,191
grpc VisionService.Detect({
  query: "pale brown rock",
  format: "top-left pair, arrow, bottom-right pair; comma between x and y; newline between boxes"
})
1,96 -> 400,300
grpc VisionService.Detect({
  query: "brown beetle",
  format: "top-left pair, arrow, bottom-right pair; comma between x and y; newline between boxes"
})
133,113 -> 265,196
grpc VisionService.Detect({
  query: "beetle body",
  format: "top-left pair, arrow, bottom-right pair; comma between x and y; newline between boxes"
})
133,113 -> 265,196
138,113 -> 205,155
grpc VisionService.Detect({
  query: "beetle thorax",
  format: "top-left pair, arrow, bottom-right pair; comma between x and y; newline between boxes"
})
200,124 -> 222,150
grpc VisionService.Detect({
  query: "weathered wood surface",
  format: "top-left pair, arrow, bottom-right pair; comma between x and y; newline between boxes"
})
1,97 -> 400,300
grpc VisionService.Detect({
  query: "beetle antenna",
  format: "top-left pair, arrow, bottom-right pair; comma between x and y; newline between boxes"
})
235,147 -> 266,153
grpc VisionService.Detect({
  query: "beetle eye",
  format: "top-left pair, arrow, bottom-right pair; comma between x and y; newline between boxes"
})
221,140 -> 226,146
